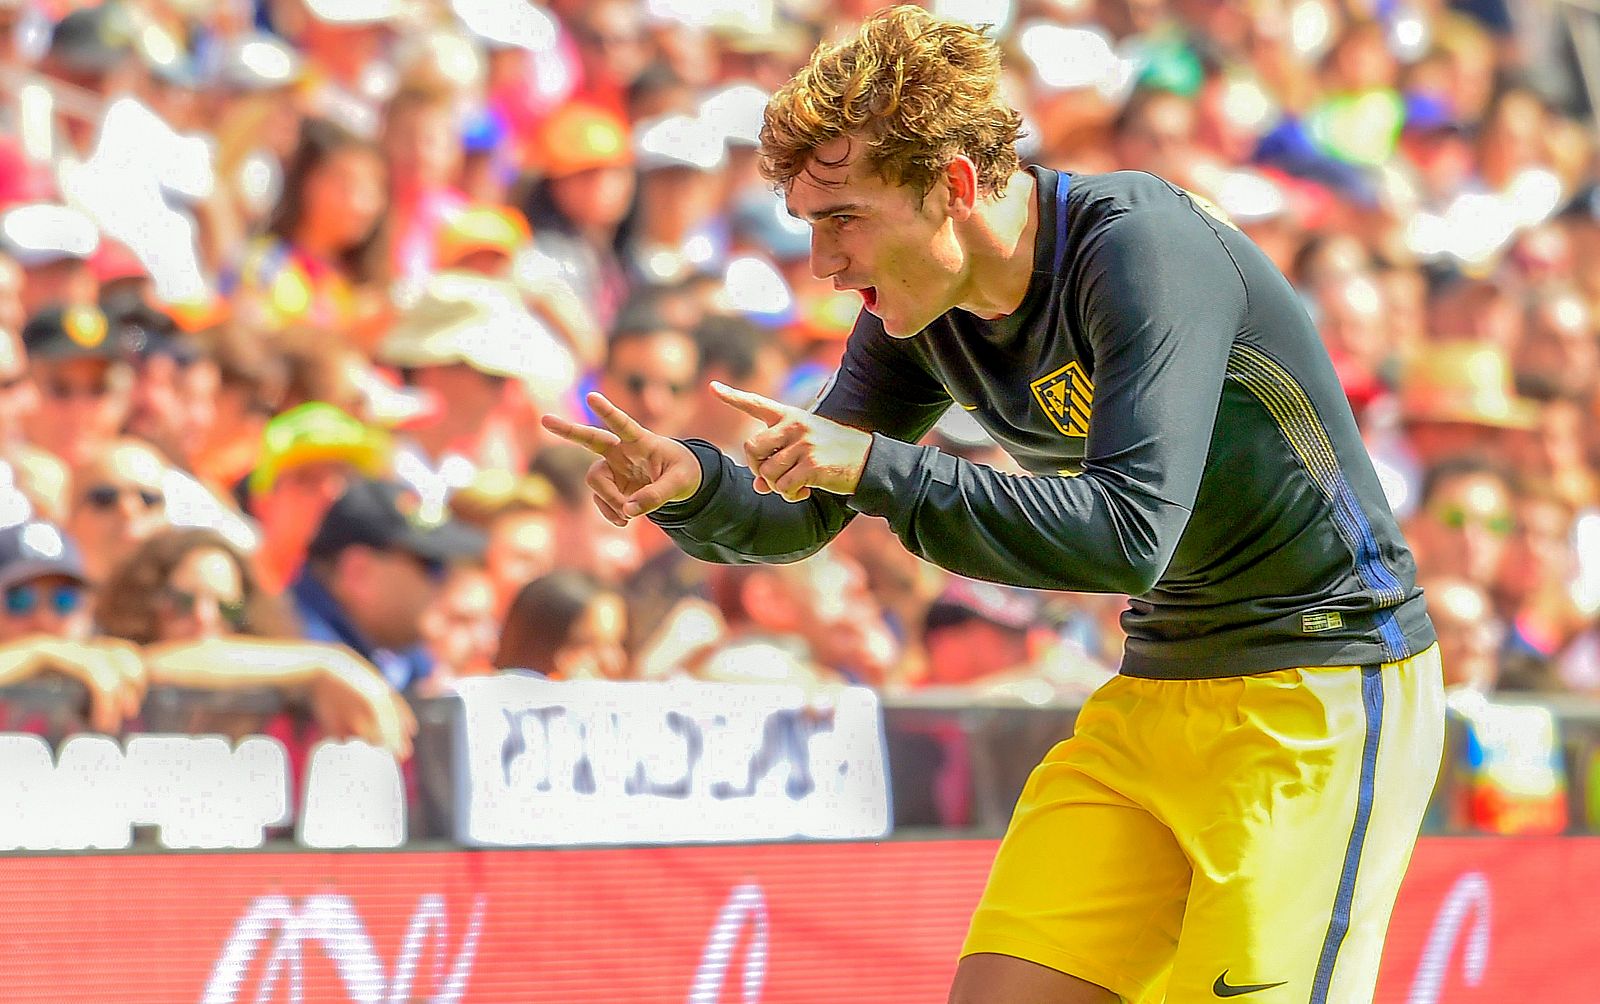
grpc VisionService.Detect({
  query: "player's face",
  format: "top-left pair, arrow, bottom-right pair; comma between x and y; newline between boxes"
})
786,136 -> 965,338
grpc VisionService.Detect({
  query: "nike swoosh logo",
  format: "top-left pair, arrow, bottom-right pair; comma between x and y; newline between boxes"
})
1213,971 -> 1288,997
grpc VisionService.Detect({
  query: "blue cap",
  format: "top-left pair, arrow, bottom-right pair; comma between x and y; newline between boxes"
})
732,190 -> 810,263
0,520 -> 88,590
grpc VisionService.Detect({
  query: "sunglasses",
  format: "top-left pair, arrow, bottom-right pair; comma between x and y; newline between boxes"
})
161,587 -> 249,631
1433,506 -> 1514,538
4,582 -> 84,617
84,484 -> 165,511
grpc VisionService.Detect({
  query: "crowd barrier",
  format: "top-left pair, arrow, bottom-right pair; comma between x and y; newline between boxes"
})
0,835 -> 1594,1001
3,677 -> 1600,849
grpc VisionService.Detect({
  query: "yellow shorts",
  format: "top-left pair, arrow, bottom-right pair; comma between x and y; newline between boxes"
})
962,645 -> 1445,1004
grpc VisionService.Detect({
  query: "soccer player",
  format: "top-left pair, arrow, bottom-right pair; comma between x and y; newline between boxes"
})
545,8 -> 1444,1003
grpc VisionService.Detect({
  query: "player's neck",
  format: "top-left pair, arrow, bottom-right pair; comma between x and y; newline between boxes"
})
953,171 -> 1039,321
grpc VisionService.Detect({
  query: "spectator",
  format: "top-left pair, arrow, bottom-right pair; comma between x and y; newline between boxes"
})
0,519 -> 144,732
98,526 -> 414,756
568,0 -> 651,116
623,112 -> 729,285
209,32 -> 309,243
0,324 -> 67,522
417,563 -> 499,694
39,4 -> 141,159
1406,456 -> 1517,593
702,550 -> 898,687
686,313 -> 788,453
920,578 -> 1045,688
106,291 -> 215,470
524,103 -> 636,330
1495,482 -> 1597,693
379,271 -> 575,508
529,442 -> 643,586
244,402 -> 391,593
1422,575 -> 1503,693
190,321 -> 291,493
291,478 -> 485,693
19,303 -> 131,470
0,253 -> 26,337
234,119 -> 387,340
495,569 -> 629,680
1514,285 -> 1596,401
1111,87 -> 1205,192
287,0 -> 401,139
1395,343 -> 1539,496
382,85 -> 467,291
596,320 -> 700,440
0,205 -> 101,318
66,438 -> 170,584
448,469 -> 560,617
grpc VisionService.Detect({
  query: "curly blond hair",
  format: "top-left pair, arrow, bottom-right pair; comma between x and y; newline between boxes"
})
760,6 -> 1024,199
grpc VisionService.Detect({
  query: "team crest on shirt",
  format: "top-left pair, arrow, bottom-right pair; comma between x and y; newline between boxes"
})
1183,188 -> 1240,231
1031,361 -> 1093,438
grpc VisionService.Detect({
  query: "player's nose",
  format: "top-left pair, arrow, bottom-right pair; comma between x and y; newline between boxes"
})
810,233 -> 845,281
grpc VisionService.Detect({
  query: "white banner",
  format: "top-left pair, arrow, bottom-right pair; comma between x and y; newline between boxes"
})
453,678 -> 891,846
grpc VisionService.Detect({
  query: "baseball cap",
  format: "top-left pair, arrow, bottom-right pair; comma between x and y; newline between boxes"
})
250,402 -> 391,496
215,33 -> 303,91
48,3 -> 137,76
22,304 -> 128,362
699,83 -> 769,148
308,478 -> 485,564
1017,21 -> 1136,102
98,289 -> 193,364
635,113 -> 729,173
0,520 -> 89,592
732,189 -> 810,262
0,203 -> 99,268
1400,343 -> 1539,430
713,255 -> 794,327
379,273 -> 560,382
90,238 -> 148,285
924,577 -> 1043,635
537,104 -> 632,179
436,205 -> 531,268
451,0 -> 558,52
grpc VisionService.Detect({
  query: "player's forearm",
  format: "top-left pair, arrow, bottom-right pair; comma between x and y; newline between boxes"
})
649,439 -> 856,563
850,434 -> 1190,595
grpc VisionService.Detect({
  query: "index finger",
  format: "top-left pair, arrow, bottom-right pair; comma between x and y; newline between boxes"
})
711,381 -> 788,426
587,392 -> 651,443
542,412 -> 622,455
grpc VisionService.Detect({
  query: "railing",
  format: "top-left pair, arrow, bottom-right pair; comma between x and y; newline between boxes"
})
2,677 -> 1596,848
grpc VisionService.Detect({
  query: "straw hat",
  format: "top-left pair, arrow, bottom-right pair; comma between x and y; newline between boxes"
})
1400,343 -> 1539,429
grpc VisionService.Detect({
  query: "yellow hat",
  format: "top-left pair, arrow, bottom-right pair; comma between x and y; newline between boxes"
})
249,402 -> 389,495
437,205 -> 532,268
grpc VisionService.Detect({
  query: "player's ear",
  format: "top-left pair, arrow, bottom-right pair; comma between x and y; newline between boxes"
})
941,156 -> 980,221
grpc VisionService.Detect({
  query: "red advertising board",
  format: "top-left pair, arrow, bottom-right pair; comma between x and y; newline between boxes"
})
0,836 -> 1593,1002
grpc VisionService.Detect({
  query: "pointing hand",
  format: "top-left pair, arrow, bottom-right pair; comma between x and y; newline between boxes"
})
542,393 -> 703,525
712,381 -> 873,502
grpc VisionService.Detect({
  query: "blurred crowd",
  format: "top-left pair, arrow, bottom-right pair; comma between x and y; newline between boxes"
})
0,0 -> 1596,767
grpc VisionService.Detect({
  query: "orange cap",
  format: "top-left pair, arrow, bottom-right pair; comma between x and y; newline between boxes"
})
437,205 -> 532,267
537,103 -> 633,178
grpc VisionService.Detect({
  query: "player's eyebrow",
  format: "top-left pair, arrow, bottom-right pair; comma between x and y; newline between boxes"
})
792,202 -> 870,222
